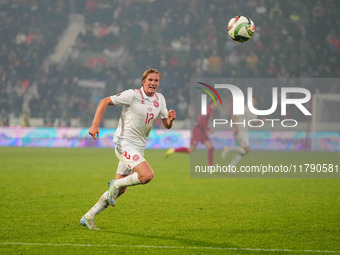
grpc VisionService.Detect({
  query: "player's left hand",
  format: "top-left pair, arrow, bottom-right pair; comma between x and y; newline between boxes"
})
168,109 -> 176,121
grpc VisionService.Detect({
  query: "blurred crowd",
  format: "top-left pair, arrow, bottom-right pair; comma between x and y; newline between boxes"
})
0,0 -> 339,127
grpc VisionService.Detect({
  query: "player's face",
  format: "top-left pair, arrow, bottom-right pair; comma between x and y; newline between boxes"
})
142,73 -> 160,97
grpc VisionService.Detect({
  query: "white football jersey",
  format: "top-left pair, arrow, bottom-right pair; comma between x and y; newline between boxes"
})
234,104 -> 257,132
110,88 -> 168,150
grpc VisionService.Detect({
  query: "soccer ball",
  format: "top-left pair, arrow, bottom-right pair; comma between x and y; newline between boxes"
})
227,16 -> 255,42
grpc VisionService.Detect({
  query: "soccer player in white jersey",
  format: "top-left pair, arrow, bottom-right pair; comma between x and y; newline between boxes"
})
80,69 -> 176,230
221,97 -> 263,167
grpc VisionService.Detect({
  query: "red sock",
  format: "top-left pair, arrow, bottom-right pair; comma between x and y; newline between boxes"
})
174,147 -> 190,153
208,148 -> 214,166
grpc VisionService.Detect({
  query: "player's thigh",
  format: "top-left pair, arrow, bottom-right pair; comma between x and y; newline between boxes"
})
115,145 -> 153,183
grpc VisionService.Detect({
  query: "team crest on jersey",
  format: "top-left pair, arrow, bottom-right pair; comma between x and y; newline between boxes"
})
133,155 -> 140,161
148,107 -> 152,112
141,100 -> 145,104
153,101 -> 159,108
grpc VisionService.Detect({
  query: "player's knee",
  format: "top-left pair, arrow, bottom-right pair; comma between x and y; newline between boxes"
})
139,170 -> 154,184
244,147 -> 250,153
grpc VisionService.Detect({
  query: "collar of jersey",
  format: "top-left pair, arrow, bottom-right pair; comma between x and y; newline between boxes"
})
140,87 -> 157,101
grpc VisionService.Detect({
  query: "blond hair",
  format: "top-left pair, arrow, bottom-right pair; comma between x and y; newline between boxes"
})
142,68 -> 161,82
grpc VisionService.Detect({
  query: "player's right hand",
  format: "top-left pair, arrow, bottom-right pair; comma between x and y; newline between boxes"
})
89,126 -> 99,139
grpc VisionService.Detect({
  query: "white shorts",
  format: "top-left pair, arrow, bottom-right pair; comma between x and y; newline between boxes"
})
115,143 -> 146,176
234,130 -> 249,148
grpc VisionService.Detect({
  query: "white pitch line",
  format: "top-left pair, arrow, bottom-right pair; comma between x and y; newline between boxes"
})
0,242 -> 339,253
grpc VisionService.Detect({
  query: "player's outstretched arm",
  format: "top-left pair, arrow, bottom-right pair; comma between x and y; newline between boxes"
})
89,97 -> 114,139
162,109 -> 176,129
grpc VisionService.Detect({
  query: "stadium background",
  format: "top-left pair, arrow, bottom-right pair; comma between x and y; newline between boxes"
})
0,0 -> 339,145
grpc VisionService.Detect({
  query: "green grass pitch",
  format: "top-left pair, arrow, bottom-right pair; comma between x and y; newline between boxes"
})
0,147 -> 339,254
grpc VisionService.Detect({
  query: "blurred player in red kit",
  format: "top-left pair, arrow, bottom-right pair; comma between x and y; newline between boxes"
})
166,100 -> 217,166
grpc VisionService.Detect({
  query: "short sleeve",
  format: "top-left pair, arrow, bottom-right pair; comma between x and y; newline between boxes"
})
110,89 -> 134,106
158,93 -> 169,119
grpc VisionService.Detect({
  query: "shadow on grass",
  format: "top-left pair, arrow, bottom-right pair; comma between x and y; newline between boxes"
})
102,229 -> 235,249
